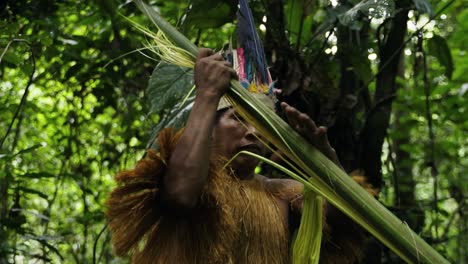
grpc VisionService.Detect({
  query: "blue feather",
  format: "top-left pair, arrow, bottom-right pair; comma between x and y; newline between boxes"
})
237,0 -> 269,85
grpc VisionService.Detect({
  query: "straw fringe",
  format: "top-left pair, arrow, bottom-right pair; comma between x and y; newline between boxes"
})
106,128 -> 288,263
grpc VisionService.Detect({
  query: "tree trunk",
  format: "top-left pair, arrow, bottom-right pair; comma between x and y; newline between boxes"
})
358,0 -> 410,189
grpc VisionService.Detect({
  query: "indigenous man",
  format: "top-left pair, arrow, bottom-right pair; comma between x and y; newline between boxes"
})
106,49 -> 372,263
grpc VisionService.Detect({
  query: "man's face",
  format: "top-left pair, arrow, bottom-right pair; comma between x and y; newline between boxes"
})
212,108 -> 264,177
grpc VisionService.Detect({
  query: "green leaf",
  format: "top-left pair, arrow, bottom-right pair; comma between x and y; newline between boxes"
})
185,2 -> 234,29
412,0 -> 433,16
147,62 -> 193,114
346,50 -> 372,82
337,0 -> 395,29
285,0 -> 315,45
146,62 -> 194,148
1,51 -> 22,66
427,34 -> 454,80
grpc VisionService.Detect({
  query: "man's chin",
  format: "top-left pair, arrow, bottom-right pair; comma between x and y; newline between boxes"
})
231,156 -> 259,174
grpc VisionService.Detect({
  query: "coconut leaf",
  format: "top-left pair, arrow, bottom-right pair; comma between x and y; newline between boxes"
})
133,0 -> 198,56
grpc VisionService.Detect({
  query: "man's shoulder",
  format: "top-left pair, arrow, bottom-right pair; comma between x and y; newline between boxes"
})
256,175 -> 303,200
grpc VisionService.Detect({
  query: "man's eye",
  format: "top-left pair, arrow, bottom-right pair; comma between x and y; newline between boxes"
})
233,114 -> 244,122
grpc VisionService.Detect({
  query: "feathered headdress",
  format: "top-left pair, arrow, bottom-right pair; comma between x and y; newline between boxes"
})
226,0 -> 274,95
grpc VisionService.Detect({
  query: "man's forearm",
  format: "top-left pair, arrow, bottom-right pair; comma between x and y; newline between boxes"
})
163,94 -> 220,210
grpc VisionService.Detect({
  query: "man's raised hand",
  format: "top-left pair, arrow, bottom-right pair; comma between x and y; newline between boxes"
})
280,102 -> 342,168
194,48 -> 238,99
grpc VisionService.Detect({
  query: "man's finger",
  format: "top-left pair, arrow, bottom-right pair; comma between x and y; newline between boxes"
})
317,127 -> 330,146
280,103 -> 295,126
222,61 -> 232,67
209,53 -> 224,61
229,68 -> 239,80
197,48 -> 213,59
285,106 -> 301,129
300,114 -> 317,133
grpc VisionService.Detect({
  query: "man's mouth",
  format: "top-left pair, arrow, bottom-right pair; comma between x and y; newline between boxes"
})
238,144 -> 262,155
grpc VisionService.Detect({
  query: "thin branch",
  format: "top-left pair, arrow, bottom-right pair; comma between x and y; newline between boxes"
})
386,136 -> 400,207
41,158 -> 69,261
295,2 -> 306,52
310,26 -> 335,67
97,233 -> 111,264
92,224 -> 108,264
0,38 -> 27,65
0,40 -> 35,150
419,31 -> 439,240
304,20 -> 337,50
376,17 -> 392,52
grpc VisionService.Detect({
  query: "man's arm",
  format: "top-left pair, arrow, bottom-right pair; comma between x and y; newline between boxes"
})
162,48 -> 236,211
279,102 -> 372,262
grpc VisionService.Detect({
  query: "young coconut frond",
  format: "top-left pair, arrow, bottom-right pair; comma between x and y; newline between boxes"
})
131,1 -> 449,263
123,15 -> 194,68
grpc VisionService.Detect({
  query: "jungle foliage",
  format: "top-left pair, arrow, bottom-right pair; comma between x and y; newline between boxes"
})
0,0 -> 466,263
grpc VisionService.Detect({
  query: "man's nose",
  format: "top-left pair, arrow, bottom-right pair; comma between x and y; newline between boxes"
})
244,124 -> 260,141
